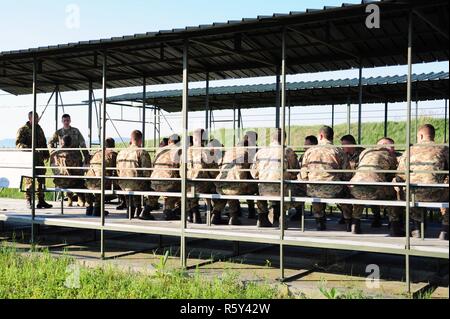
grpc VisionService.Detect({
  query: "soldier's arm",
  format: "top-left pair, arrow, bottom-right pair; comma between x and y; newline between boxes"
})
340,152 -> 352,181
48,131 -> 59,150
37,126 -> 50,160
75,129 -> 90,163
250,153 -> 259,179
300,151 -> 309,180
15,127 -> 28,149
141,151 -> 152,178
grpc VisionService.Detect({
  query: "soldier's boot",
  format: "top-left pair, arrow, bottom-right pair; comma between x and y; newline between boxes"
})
211,209 -> 223,225
134,206 -> 143,219
93,206 -> 109,217
163,208 -> 180,221
315,217 -> 327,231
351,219 -> 362,235
290,207 -> 303,222
85,206 -> 94,216
371,209 -> 382,228
139,206 -> 155,221
439,225 -> 449,241
26,199 -> 33,209
236,202 -> 243,217
67,195 -> 74,207
389,221 -> 404,237
116,196 -> 127,210
77,194 -> 86,207
345,219 -> 352,232
247,204 -> 256,219
257,213 -> 273,228
269,204 -> 280,227
192,207 -> 202,224
411,220 -> 422,238
228,210 -> 242,226
37,196 -> 53,209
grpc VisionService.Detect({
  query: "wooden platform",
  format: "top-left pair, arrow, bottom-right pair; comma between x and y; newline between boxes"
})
0,198 -> 448,259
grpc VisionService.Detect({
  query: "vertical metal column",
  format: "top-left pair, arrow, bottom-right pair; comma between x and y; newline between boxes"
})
233,104 -> 236,146
405,12 -> 413,295
279,29 -> 287,280
153,106 -> 157,150
287,102 -> 291,146
384,102 -> 388,137
88,82 -> 93,147
205,72 -> 209,137
157,107 -> 161,143
142,77 -> 147,148
275,66 -> 281,129
237,106 -> 242,140
415,97 -> 419,143
30,58 -> 38,245
55,85 -> 59,132
347,101 -> 351,134
180,40 -> 189,268
100,51 -> 108,259
445,99 -> 448,143
331,104 -> 335,130
357,64 -> 363,144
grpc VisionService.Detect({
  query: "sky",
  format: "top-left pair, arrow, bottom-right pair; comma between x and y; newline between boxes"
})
0,0 -> 448,144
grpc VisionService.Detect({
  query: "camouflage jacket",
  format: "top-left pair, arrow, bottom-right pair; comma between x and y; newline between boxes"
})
300,140 -> 350,182
51,149 -> 84,177
348,148 -> 364,170
186,146 -> 219,180
397,141 -> 449,185
15,122 -> 49,163
150,144 -> 181,186
85,149 -> 118,190
215,141 -> 253,190
48,126 -> 89,159
351,148 -> 398,183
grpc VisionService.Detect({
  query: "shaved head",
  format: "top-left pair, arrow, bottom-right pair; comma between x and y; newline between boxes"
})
418,124 -> 435,141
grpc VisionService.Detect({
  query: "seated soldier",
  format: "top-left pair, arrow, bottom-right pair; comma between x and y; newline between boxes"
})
348,137 -> 400,235
85,138 -> 117,217
51,135 -> 86,207
151,134 -> 182,221
116,130 -> 155,220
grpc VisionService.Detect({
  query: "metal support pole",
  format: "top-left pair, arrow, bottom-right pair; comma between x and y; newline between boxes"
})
180,40 -> 189,268
288,102 -> 291,145
100,51 -> 108,259
347,101 -> 351,134
331,104 -> 335,130
157,107 -> 161,143
88,82 -> 93,147
142,77 -> 147,148
415,96 -> 419,143
384,102 -> 388,137
237,106 -> 242,140
358,64 -> 363,145
405,12 -> 413,295
444,99 -> 448,143
153,106 -> 157,150
205,72 -> 210,137
275,66 -> 281,129
30,58 -> 38,246
279,29 -> 287,280
233,104 -> 236,146
55,85 -> 59,132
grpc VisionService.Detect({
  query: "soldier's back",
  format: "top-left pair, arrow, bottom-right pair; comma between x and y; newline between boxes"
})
408,143 -> 448,184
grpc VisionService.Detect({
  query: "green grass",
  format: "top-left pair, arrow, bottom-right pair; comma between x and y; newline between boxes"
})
0,245 -> 281,299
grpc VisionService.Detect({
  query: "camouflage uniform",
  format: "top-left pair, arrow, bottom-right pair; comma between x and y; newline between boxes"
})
214,140 -> 258,218
251,142 -> 303,219
300,140 -> 351,218
85,149 -> 118,208
150,144 -> 182,211
16,122 -> 49,202
347,148 -> 364,171
349,148 -> 399,220
48,126 -> 89,161
397,142 -> 449,225
116,145 -> 152,209
51,148 -> 85,203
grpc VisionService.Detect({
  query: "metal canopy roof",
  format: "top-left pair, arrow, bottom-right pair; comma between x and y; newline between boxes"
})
0,0 -> 448,95
102,72 -> 449,112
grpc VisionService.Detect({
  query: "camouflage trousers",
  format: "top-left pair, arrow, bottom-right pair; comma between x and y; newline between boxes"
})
308,186 -> 350,219
213,183 -> 258,216
23,164 -> 46,201
54,178 -> 86,204
152,182 -> 181,211
349,185 -> 400,221
256,184 -> 305,218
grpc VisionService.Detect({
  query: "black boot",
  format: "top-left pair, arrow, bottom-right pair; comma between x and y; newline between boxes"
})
351,219 -> 362,234
290,207 -> 303,222
139,206 -> 155,221
411,220 -> 422,238
316,217 -> 326,231
389,221 -> 404,237
26,198 -> 33,209
247,203 -> 256,219
257,213 -> 273,228
345,219 -> 352,232
371,210 -> 382,228
93,206 -> 109,217
189,207 -> 202,224
439,225 -> 449,241
228,211 -> 242,226
163,209 -> 179,221
211,210 -> 222,225
37,199 -> 53,209
187,210 -> 193,223
86,206 -> 94,216
116,199 -> 127,211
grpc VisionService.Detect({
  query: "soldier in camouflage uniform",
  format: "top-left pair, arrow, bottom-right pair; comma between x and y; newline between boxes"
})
251,129 -> 303,228
185,129 -> 223,224
151,134 -> 182,221
51,135 -> 86,207
395,124 -> 449,240
300,126 -> 351,231
48,114 -> 90,164
214,134 -> 259,226
85,138 -> 117,217
15,111 -> 53,209
116,130 -> 155,220
348,138 -> 400,235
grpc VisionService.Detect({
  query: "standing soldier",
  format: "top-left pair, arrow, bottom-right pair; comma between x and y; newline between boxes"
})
151,134 -> 182,221
48,114 -> 90,164
348,138 -> 400,235
251,128 -> 301,228
116,130 -> 155,220
16,111 -> 53,209
214,133 -> 259,225
185,129 -> 222,224
85,138 -> 117,217
51,135 -> 86,207
300,126 -> 351,231
395,124 -> 449,240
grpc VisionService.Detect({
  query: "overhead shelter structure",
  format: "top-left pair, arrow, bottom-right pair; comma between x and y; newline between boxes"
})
0,0 -> 449,293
